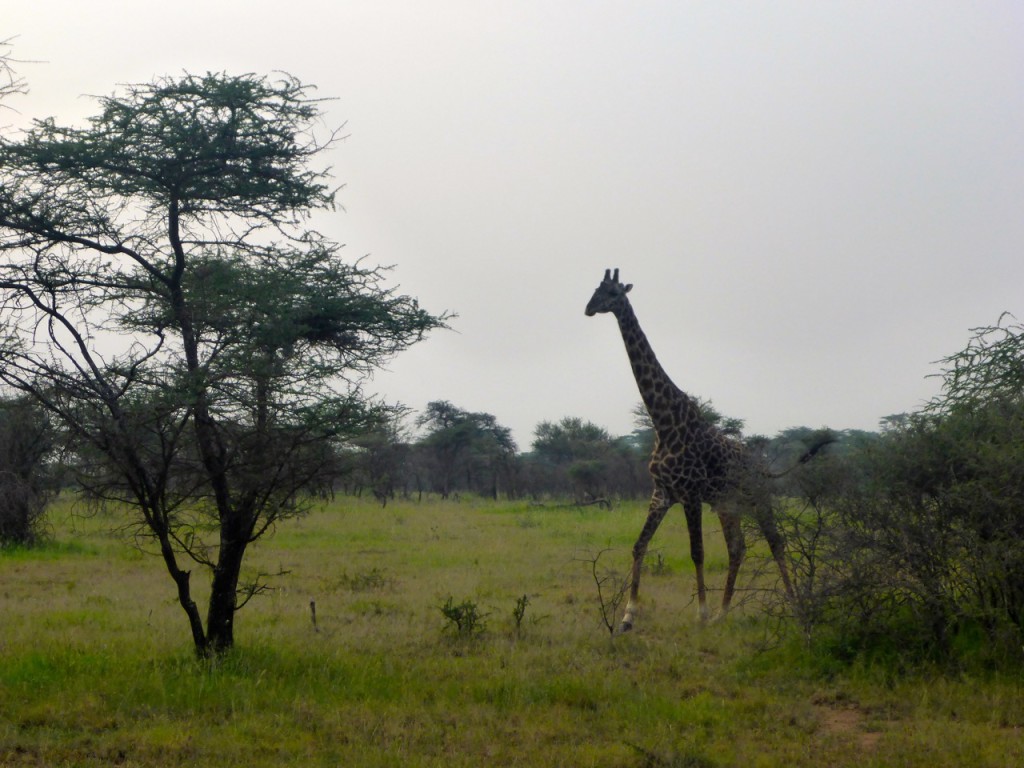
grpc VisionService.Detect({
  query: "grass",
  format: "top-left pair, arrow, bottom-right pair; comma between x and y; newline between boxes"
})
1,495 -> 1022,766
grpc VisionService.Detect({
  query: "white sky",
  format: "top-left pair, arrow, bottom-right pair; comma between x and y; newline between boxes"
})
5,2 -> 1024,449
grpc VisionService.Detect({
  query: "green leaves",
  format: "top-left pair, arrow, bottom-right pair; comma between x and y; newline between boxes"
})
10,73 -> 333,216
784,313 -> 1024,665
932,313 -> 1024,413
0,70 -> 445,653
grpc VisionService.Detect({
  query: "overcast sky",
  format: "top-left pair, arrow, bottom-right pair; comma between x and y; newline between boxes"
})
5,2 -> 1024,448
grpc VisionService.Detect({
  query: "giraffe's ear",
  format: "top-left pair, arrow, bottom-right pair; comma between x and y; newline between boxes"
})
624,283 -> 633,293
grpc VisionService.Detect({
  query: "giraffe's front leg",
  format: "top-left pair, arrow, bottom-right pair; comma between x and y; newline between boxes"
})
620,489 -> 671,632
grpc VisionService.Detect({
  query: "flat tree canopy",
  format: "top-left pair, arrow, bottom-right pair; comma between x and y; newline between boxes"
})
0,72 -> 446,655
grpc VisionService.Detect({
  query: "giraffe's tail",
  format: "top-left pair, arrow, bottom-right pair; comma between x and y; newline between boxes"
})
765,430 -> 837,478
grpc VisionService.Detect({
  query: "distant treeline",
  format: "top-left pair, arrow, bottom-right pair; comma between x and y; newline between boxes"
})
331,399 -> 877,504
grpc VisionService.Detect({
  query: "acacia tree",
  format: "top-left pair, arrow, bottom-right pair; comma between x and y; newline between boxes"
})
0,37 -> 27,120
416,401 -> 516,498
0,72 -> 445,655
532,417 -> 643,501
344,409 -> 412,505
772,317 -> 1024,664
530,417 -> 615,499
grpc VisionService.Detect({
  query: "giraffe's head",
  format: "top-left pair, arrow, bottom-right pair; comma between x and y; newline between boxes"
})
585,268 -> 633,316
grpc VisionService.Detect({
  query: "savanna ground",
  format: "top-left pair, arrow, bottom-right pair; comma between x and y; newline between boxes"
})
1,495 -> 1021,767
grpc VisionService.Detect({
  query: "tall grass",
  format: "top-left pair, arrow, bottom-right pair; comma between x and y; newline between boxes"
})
1,495 -> 1021,766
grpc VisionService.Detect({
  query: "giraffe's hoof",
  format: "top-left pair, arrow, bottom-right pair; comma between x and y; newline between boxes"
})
618,620 -> 634,634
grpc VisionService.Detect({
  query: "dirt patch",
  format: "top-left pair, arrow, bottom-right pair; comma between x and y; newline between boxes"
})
814,703 -> 882,752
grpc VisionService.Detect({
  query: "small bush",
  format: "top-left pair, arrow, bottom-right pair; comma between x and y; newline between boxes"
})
511,594 -> 530,636
646,551 -> 672,577
338,567 -> 393,592
440,596 -> 489,639
575,548 -> 628,637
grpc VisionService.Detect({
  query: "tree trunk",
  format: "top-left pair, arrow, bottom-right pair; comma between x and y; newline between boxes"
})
171,566 -> 209,656
206,534 -> 247,654
151,516 -> 209,656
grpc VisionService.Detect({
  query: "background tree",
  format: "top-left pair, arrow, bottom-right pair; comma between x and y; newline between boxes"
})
532,417 -> 613,466
625,402 -> 656,457
0,394 -> 53,545
342,409 -> 412,505
529,416 -> 646,500
415,401 -> 517,498
0,72 -> 445,655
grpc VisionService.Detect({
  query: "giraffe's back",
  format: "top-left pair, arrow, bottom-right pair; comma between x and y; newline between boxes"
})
650,428 -> 743,501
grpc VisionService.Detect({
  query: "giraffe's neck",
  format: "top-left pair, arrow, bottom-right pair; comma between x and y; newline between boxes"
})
614,300 -> 699,432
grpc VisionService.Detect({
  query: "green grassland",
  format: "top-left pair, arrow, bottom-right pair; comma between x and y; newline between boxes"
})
1,495 -> 1022,767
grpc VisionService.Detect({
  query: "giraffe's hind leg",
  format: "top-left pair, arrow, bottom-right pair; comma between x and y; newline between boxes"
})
621,488 -> 672,632
756,503 -> 794,599
717,506 -> 746,616
683,499 -> 710,621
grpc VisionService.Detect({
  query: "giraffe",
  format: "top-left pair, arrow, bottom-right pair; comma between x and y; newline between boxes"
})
585,268 -> 801,631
